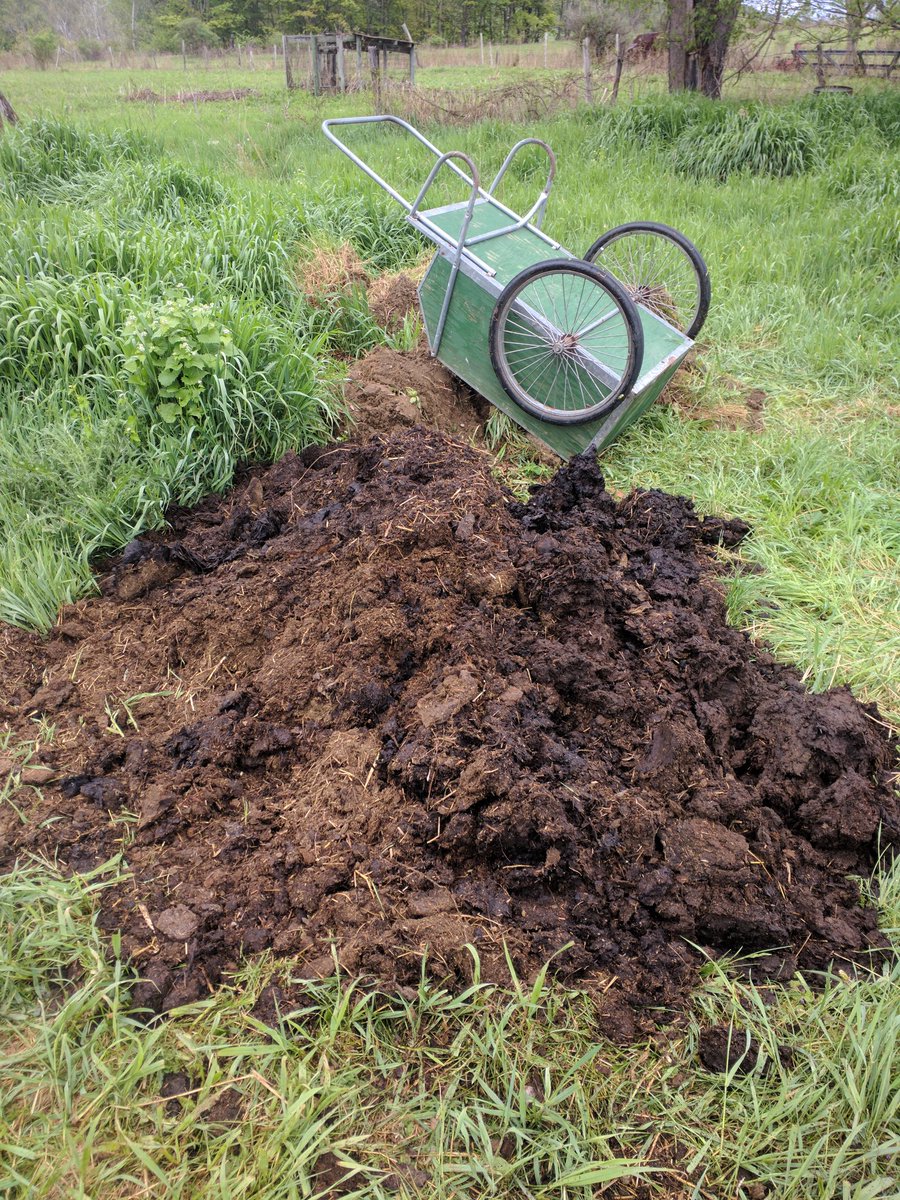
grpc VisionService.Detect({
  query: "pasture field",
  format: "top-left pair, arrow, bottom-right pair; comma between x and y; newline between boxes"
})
0,67 -> 898,1199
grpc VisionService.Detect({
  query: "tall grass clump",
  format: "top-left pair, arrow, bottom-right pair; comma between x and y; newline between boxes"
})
297,185 -> 426,272
588,93 -> 897,183
0,118 -> 151,201
588,92 -> 727,152
674,106 -> 822,180
0,120 -> 343,629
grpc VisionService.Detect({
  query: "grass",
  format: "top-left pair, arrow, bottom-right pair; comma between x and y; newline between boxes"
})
0,70 -> 898,1199
1,857 -> 898,1197
191,82 -> 898,723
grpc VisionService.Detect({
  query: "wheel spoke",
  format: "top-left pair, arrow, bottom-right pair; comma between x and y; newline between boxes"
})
593,228 -> 704,334
493,263 -> 641,424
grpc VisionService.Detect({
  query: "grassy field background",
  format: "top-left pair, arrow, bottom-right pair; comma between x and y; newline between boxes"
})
0,65 -> 898,1198
2,64 -> 897,719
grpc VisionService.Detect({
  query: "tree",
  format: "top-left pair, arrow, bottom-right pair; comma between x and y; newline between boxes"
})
30,28 -> 57,66
0,88 -> 17,128
667,0 -> 741,97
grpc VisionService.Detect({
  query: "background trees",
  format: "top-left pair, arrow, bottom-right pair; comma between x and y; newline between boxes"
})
2,0 -> 898,101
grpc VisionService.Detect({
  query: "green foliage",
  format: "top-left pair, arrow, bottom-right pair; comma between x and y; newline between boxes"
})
29,28 -> 55,68
77,38 -> 105,61
587,93 -> 728,150
123,296 -> 235,423
589,93 -> 897,183
0,118 -> 149,200
0,120 -> 341,628
674,106 -> 822,180
154,14 -> 220,53
297,185 -> 426,272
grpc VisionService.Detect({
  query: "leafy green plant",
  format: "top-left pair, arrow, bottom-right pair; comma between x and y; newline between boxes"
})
30,30 -> 57,70
122,296 -> 235,423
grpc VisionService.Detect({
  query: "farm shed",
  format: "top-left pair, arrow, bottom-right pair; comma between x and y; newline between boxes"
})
283,32 -> 415,94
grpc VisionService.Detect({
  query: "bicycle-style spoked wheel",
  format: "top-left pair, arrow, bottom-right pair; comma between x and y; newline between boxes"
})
584,222 -> 710,339
489,260 -> 643,426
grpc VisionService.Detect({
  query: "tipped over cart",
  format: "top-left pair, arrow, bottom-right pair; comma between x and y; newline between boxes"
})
323,116 -> 710,459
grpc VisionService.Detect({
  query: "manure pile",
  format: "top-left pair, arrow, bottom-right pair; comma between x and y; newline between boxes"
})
1,428 -> 896,1034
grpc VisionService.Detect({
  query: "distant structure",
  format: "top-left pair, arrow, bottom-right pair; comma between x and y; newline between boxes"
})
626,32 -> 660,61
283,32 -> 415,94
792,44 -> 899,79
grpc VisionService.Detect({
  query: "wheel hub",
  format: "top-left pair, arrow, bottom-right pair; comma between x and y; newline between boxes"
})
552,332 -> 580,355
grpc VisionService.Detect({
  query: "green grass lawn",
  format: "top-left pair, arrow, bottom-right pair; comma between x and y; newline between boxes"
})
0,69 -> 898,1198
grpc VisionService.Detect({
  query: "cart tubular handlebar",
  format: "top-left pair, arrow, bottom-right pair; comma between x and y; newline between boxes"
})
322,115 -> 559,358
322,115 -> 475,212
485,138 -> 556,233
321,115 -> 557,246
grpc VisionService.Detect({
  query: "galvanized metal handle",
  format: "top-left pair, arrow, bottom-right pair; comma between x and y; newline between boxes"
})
321,115 -> 480,213
409,149 -> 481,220
487,138 -> 557,231
407,150 -> 482,358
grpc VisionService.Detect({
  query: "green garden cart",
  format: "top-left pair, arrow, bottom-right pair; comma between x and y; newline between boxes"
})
323,115 -> 710,459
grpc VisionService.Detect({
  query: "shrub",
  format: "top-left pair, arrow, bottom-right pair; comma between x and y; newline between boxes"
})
122,296 -> 235,424
78,39 -> 105,61
30,30 -> 57,69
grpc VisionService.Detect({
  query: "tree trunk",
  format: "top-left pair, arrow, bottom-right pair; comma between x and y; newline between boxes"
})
668,0 -> 739,99
0,90 -> 18,130
846,5 -> 864,78
667,0 -> 692,91
696,0 -> 740,97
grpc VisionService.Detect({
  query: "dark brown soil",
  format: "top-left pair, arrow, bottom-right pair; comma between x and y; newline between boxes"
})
366,271 -> 422,334
345,347 -> 488,443
1,429 -> 896,1037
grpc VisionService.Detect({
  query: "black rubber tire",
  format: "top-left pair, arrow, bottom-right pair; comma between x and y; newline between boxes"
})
489,259 -> 644,427
584,221 -> 711,340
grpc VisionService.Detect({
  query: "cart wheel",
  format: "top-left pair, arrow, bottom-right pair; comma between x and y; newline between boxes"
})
489,260 -> 643,427
584,222 -> 710,340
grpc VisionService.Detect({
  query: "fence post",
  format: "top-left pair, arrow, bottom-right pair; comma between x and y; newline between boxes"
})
815,42 -> 826,87
311,35 -> 321,95
480,32 -> 484,66
0,90 -> 19,128
336,35 -> 346,93
369,45 -> 381,110
401,23 -> 417,81
283,34 -> 292,88
236,42 -> 242,68
611,33 -> 624,104
544,31 -> 548,69
582,37 -> 593,104
356,35 -> 363,85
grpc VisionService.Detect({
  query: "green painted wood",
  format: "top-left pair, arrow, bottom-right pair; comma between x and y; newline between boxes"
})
424,203 -> 685,399
426,201 -> 564,284
418,252 -> 688,459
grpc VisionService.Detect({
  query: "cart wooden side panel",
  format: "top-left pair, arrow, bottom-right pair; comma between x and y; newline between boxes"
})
418,252 -> 690,459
